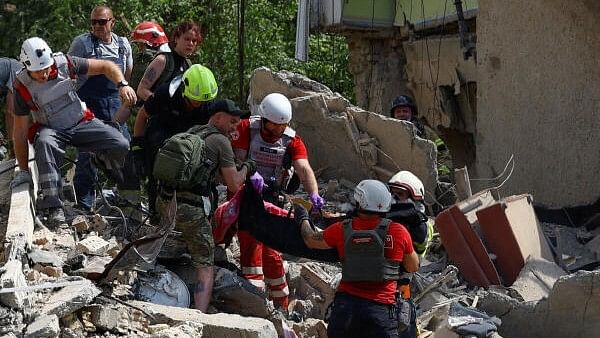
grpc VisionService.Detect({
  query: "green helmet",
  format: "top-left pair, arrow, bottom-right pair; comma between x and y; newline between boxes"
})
182,64 -> 218,102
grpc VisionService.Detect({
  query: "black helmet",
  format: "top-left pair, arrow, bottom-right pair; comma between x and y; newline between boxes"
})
390,95 -> 418,117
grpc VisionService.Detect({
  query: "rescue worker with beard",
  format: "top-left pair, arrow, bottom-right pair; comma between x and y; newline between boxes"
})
231,93 -> 324,310
299,179 -> 419,338
11,37 -> 136,224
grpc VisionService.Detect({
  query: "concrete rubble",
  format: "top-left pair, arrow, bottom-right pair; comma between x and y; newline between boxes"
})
1,68 -> 600,338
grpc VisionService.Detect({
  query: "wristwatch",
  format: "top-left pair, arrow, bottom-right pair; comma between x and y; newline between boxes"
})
117,80 -> 129,88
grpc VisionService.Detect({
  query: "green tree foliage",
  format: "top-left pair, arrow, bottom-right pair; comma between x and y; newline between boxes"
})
0,0 -> 353,133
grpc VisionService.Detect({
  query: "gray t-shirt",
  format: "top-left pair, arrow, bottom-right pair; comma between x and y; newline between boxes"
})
0,57 -> 23,93
205,131 -> 237,170
68,32 -> 133,83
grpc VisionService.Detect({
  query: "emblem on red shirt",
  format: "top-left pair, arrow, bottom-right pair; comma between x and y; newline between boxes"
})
384,235 -> 393,249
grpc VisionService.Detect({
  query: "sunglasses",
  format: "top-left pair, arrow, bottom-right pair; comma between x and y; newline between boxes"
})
91,18 -> 113,26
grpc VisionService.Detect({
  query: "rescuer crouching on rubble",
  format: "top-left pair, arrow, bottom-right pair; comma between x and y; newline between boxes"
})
299,179 -> 419,338
11,37 -> 136,225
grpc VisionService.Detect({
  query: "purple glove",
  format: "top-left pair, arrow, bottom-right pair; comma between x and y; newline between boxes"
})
250,172 -> 265,194
309,192 -> 325,211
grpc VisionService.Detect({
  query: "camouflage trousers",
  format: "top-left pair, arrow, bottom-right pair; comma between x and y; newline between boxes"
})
156,195 -> 214,267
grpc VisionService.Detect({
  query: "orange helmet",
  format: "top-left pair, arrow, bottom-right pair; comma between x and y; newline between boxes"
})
131,21 -> 168,48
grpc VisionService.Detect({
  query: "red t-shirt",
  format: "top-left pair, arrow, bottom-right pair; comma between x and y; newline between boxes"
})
323,217 -> 414,304
230,119 -> 308,160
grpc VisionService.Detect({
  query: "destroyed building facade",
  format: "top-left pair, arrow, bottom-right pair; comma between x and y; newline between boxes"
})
306,0 -> 600,209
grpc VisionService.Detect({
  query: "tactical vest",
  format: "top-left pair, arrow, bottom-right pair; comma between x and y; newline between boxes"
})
248,116 -> 295,183
16,53 -> 84,130
341,218 -> 401,282
153,51 -> 191,92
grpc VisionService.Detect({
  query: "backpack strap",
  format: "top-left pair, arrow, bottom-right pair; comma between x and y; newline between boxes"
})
90,34 -> 101,59
13,78 -> 38,112
64,55 -> 77,80
155,52 -> 175,90
375,218 -> 392,242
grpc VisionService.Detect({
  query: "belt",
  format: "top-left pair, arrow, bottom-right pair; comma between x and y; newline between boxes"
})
159,187 -> 204,207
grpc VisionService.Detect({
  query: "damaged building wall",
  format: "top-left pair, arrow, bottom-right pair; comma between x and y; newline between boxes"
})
345,33 -> 409,116
475,0 -> 600,208
247,67 -> 438,202
343,30 -> 477,168
403,37 -> 477,168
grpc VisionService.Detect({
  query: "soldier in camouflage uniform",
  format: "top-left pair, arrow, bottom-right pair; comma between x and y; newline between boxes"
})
155,99 -> 251,312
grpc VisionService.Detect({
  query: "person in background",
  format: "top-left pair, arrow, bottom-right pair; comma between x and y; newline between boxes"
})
69,5 -> 134,212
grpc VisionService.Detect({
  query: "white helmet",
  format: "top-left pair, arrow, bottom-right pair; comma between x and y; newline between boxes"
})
259,93 -> 292,124
388,171 -> 425,201
20,37 -> 54,71
353,180 -> 392,213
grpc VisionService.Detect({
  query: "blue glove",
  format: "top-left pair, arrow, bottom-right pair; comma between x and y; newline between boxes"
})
11,170 -> 32,189
250,172 -> 265,194
309,192 -> 325,211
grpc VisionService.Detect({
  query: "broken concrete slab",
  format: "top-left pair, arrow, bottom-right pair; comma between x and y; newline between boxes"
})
40,279 -> 101,318
299,263 -> 337,319
28,249 -> 63,267
84,304 -> 149,334
148,321 -> 204,338
128,300 -> 278,337
0,260 -> 32,309
288,94 -> 371,183
509,257 -> 566,302
247,67 -> 438,204
348,106 -> 438,198
291,318 -> 327,338
480,270 -> 600,338
24,314 -> 59,338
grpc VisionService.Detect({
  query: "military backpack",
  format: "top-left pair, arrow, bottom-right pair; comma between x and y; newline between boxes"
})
153,125 -> 219,193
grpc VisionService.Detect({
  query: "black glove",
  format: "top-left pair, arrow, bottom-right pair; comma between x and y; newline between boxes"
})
241,159 -> 257,176
293,204 -> 310,227
130,136 -> 146,179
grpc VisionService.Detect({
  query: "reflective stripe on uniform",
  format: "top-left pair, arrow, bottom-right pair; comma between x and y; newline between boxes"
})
242,266 -> 264,275
265,276 -> 287,286
269,286 -> 290,298
246,278 -> 266,289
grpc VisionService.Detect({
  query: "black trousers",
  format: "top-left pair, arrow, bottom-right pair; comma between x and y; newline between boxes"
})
327,292 -> 400,338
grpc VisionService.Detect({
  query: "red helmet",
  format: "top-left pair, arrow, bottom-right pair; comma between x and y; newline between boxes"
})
131,21 -> 168,48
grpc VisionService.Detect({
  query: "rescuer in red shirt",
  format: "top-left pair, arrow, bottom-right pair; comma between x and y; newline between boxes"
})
299,179 -> 419,338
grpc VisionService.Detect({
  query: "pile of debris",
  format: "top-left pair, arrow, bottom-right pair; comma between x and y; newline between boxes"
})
3,68 -> 600,338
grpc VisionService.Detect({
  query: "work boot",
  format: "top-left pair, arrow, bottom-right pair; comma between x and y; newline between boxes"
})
47,207 -> 66,225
